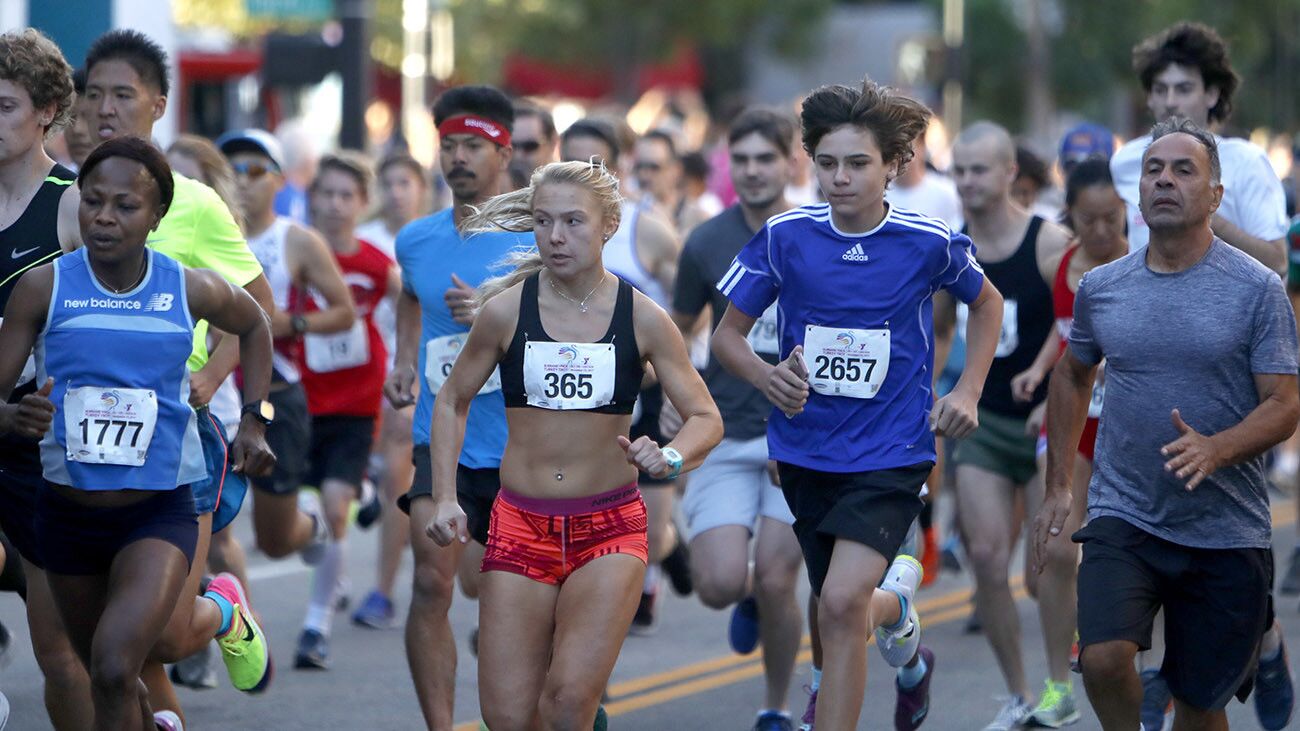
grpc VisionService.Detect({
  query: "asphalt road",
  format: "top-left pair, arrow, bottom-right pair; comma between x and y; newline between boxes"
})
0,497 -> 1296,730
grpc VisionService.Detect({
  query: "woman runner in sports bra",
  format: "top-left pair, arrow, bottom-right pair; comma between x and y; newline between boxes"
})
425,160 -> 723,730
0,137 -> 276,730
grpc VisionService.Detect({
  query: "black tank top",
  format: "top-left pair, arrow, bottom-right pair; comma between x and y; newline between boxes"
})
500,273 -> 644,414
967,215 -> 1054,418
0,164 -> 75,474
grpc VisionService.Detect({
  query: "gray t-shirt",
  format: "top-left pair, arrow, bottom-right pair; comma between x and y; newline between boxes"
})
674,205 -> 778,441
1069,239 -> 1298,549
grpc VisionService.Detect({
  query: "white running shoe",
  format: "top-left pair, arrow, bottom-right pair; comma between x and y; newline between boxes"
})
983,695 -> 1033,731
298,489 -> 332,566
875,554 -> 923,668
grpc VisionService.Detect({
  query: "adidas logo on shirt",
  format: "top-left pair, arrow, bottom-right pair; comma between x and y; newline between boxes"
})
842,243 -> 870,262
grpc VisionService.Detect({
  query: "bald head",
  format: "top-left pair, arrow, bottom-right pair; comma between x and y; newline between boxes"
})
954,121 -> 1015,164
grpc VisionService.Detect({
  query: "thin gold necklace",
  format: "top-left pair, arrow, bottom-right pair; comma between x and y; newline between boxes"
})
549,272 -> 605,313
97,256 -> 148,294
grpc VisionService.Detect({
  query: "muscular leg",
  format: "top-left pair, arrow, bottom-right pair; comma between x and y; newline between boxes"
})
1034,456 -> 1090,683
377,407 -> 413,599
251,490 -> 316,559
813,539 -> 897,731
956,464 -> 1027,698
147,513 -> 219,719
457,541 -> 486,600
1080,640 -> 1142,731
540,555 -> 645,730
753,517 -> 802,711
207,527 -> 250,593
1169,699 -> 1228,731
477,571 -> 558,731
25,560 -> 94,730
689,525 -> 750,609
406,497 -> 466,730
51,539 -> 190,731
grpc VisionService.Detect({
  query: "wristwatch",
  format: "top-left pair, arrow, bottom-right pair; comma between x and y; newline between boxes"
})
661,447 -> 684,480
290,314 -> 309,335
241,400 -> 276,426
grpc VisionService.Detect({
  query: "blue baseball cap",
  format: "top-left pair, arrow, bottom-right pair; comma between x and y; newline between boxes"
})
1059,122 -> 1114,166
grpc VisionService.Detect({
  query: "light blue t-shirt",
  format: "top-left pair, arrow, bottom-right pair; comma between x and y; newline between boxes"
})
1070,240 -> 1298,549
718,203 -> 985,473
396,208 -> 531,467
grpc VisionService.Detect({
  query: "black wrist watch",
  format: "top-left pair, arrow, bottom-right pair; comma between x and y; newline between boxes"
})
241,400 -> 275,426
290,314 -> 308,335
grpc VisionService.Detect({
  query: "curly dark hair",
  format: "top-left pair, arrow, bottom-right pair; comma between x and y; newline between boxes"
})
0,29 -> 74,137
800,76 -> 931,175
1133,22 -> 1239,123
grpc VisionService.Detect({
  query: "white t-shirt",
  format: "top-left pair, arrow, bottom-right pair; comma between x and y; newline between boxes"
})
1111,134 -> 1289,250
886,172 -> 964,230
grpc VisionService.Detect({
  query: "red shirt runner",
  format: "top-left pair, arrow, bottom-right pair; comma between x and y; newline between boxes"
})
298,238 -> 393,418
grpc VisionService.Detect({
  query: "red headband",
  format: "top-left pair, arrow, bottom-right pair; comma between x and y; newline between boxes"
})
437,114 -> 511,147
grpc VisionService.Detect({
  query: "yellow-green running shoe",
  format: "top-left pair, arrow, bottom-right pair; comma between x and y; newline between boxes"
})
208,572 -> 273,693
1026,679 -> 1080,728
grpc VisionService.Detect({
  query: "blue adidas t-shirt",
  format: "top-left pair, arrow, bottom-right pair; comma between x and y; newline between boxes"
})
717,203 -> 985,473
396,208 -> 532,467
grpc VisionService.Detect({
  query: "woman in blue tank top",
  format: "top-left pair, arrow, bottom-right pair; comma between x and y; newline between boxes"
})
424,161 -> 723,730
0,137 -> 276,729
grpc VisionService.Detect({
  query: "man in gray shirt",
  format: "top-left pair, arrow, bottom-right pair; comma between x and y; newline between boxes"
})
1034,117 -> 1299,731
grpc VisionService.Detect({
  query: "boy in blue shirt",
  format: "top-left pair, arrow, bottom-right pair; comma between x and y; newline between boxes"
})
713,77 -> 1004,731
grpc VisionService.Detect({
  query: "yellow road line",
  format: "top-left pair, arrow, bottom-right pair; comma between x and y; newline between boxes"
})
454,502 -> 1295,729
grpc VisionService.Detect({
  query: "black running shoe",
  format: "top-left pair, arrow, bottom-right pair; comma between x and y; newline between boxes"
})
294,628 -> 330,670
661,539 -> 693,596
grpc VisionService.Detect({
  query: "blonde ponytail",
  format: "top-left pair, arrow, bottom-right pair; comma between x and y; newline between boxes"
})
467,160 -> 623,307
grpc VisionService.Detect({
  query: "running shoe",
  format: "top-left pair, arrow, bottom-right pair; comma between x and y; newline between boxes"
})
0,690 -> 8,730
940,536 -> 963,573
169,642 -> 218,689
753,710 -> 794,730
629,591 -> 659,636
356,478 -> 382,530
297,489 -> 331,566
294,628 -> 330,670
1069,633 -> 1080,674
982,696 -> 1032,731
153,710 -> 183,731
1139,669 -> 1171,731
729,595 -> 760,655
661,539 -> 693,596
964,607 -> 983,635
1025,680 -> 1079,728
593,705 -> 608,731
894,645 -> 935,731
352,589 -> 397,629
209,573 -> 273,693
1255,637 -> 1296,731
876,555 -> 923,668
1281,547 -> 1300,595
799,684 -> 817,731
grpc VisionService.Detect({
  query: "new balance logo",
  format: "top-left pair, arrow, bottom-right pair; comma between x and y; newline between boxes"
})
842,244 -> 870,262
144,293 -> 174,312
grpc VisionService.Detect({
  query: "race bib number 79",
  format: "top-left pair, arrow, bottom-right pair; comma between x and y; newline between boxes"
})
64,386 -> 158,466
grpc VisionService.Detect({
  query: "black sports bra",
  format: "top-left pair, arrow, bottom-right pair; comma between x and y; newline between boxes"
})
499,273 -> 643,414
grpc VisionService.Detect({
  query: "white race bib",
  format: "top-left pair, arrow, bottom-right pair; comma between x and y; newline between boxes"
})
304,320 -> 369,373
1088,364 -> 1106,419
524,341 -> 616,410
958,300 -> 1020,357
64,386 -> 158,466
804,325 -> 890,399
748,303 -> 780,356
424,334 -> 501,395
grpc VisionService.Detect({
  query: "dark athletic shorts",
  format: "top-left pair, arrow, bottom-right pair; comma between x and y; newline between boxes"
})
35,485 -> 199,576
0,463 -> 43,568
777,461 -> 932,596
251,384 -> 311,496
398,447 -> 499,545
305,415 -> 375,491
1075,516 -> 1273,710
631,384 -> 674,487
